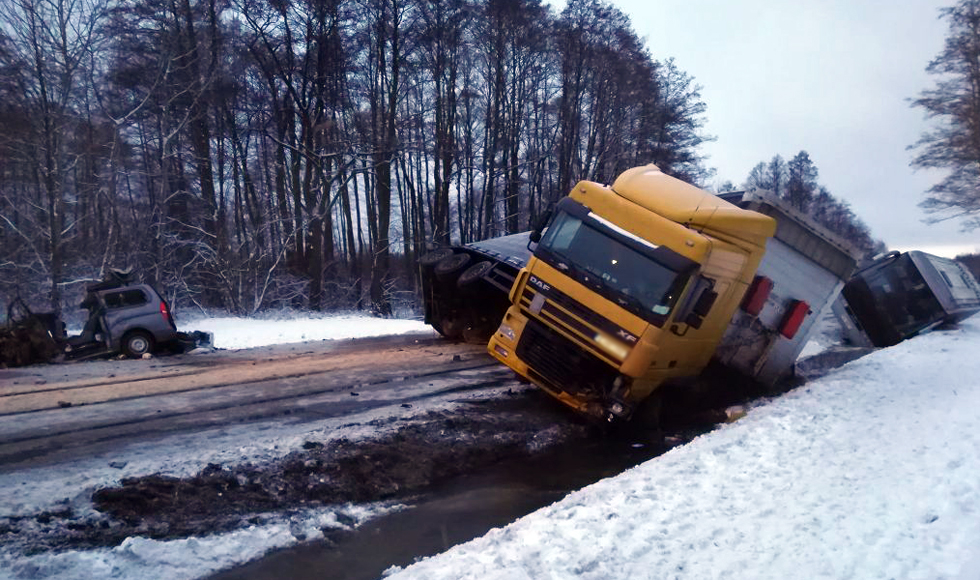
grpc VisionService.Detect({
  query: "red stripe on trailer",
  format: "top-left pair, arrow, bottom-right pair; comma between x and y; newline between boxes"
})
779,300 -> 810,339
741,276 -> 773,316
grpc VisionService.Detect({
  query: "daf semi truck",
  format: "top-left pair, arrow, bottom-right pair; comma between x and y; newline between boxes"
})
420,164 -> 858,421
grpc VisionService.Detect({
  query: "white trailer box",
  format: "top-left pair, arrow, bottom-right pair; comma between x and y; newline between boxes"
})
714,191 -> 860,387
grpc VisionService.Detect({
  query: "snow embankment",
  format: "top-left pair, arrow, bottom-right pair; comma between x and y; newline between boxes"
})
387,318 -> 980,580
177,313 -> 431,349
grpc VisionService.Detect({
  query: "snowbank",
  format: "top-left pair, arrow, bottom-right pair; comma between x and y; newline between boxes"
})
386,318 -> 980,580
177,313 -> 431,349
3,503 -> 400,580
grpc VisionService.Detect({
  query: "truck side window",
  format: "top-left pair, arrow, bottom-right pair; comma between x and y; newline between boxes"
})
104,289 -> 148,309
543,213 -> 581,253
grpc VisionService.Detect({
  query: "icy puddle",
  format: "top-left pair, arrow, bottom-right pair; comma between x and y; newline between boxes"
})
209,433 -> 673,580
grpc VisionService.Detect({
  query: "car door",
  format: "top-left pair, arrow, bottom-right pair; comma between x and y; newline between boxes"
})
99,287 -> 152,350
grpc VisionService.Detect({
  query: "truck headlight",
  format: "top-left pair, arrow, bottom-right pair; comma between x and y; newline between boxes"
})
594,332 -> 630,360
497,323 -> 516,341
605,399 -> 633,421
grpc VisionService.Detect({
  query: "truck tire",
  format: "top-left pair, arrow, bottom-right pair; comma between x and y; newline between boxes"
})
434,253 -> 471,279
419,248 -> 454,269
121,330 -> 154,358
438,316 -> 466,340
457,260 -> 493,288
615,391 -> 664,443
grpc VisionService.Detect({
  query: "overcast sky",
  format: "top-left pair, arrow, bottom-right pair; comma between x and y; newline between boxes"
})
547,0 -> 978,257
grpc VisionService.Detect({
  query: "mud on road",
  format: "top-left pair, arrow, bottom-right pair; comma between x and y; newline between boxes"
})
1,383 -> 593,556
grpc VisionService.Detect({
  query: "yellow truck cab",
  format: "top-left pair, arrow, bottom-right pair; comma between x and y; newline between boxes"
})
486,165 -> 855,421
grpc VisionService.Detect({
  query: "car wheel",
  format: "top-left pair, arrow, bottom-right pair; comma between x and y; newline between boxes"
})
122,330 -> 154,358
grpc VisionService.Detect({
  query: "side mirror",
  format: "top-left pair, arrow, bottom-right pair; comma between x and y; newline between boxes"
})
673,276 -> 716,332
683,290 -> 717,329
528,208 -> 553,247
692,289 -> 718,317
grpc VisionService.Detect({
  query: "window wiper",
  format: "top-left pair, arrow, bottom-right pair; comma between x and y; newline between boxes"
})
580,270 -> 629,306
541,249 -> 578,278
612,291 -> 646,314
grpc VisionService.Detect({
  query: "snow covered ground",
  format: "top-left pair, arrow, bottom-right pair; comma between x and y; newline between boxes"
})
385,317 -> 980,580
176,311 -> 431,349
4,503 -> 401,580
4,312 -> 979,579
0,313 -> 467,580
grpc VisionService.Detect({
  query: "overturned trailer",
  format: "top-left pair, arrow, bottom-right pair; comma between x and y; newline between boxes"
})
833,251 -> 980,347
421,165 -> 859,421
420,233 -> 531,342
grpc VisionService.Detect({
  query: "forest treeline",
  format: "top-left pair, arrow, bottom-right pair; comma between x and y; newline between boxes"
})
0,0 -> 715,318
739,151 -> 885,258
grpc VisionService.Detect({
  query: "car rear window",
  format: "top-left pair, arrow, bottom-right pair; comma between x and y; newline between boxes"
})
104,289 -> 148,309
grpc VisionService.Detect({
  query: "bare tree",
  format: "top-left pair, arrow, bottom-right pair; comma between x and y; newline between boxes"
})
644,57 -> 713,184
0,0 -> 107,314
911,0 -> 980,230
0,0 -> 725,317
363,0 -> 413,316
418,0 -> 469,245
744,155 -> 786,197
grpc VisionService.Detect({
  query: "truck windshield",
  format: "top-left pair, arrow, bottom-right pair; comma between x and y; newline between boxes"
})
536,208 -> 692,326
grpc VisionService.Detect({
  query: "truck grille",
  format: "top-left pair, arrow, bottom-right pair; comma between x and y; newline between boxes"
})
516,318 -> 618,397
520,284 -> 636,365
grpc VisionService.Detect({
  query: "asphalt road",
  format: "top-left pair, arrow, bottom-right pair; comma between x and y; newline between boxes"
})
0,332 -> 502,471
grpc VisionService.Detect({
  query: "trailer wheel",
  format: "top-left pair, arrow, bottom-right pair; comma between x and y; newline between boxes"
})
438,316 -> 466,340
457,260 -> 493,288
121,330 -> 154,358
434,253 -> 471,279
419,248 -> 454,269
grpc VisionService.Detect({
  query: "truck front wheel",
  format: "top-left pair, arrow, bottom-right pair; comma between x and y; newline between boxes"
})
122,330 -> 154,358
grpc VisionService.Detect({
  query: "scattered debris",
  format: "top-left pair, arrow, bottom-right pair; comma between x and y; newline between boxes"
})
0,298 -> 62,368
1,272 -> 215,368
